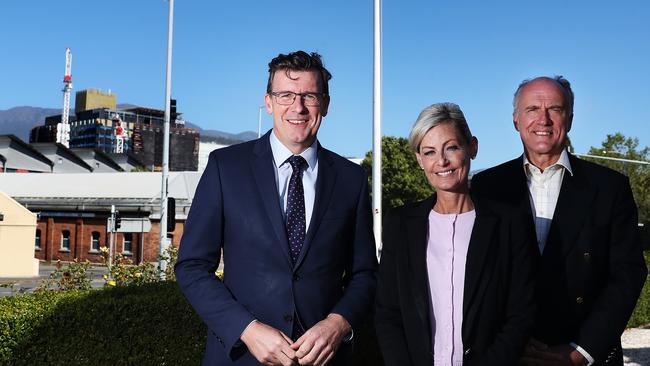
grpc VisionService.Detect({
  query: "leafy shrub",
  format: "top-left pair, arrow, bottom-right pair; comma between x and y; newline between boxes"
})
99,247 -> 159,287
98,245 -> 178,287
0,281 -> 382,365
0,282 -> 205,365
36,260 -> 92,292
159,245 -> 178,281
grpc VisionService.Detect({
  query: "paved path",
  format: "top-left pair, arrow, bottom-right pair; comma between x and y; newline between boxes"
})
0,263 -> 108,296
623,326 -> 650,366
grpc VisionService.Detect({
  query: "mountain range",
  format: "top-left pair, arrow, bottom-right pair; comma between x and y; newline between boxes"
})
0,106 -> 258,145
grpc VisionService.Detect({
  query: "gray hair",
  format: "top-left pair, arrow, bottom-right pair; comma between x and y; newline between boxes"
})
409,102 -> 473,152
512,75 -> 574,115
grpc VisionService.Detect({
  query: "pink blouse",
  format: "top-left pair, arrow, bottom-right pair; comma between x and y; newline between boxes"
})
426,209 -> 476,366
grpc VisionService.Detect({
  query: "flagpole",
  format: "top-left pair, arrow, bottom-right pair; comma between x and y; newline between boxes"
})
159,0 -> 174,276
372,0 -> 382,259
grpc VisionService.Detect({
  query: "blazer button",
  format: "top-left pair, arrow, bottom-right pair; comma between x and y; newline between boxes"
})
293,273 -> 301,281
583,252 -> 591,262
284,314 -> 293,322
576,297 -> 584,304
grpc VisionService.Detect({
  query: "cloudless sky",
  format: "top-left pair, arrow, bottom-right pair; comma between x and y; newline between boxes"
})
1,0 -> 648,169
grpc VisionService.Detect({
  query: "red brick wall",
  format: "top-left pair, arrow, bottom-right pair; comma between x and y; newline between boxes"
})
143,220 -> 185,262
33,216 -> 185,264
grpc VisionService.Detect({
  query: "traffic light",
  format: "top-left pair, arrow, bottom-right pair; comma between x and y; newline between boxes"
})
170,98 -> 177,121
167,197 -> 176,233
115,211 -> 122,230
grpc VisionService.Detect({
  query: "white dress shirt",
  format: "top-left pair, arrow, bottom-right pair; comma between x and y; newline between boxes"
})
523,149 -> 572,253
522,149 -> 594,365
270,131 -> 318,233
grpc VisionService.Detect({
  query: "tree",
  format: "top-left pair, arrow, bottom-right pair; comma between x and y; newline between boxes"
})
585,133 -> 650,223
361,136 -> 433,212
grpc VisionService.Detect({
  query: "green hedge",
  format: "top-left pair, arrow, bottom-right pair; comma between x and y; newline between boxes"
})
0,282 -> 382,366
2,253 -> 648,366
0,282 -> 205,365
627,250 -> 650,328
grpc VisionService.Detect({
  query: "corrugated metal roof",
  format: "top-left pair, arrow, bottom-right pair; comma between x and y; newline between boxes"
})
0,172 -> 202,200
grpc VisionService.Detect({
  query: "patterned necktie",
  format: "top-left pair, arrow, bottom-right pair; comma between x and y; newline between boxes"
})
286,155 -> 307,264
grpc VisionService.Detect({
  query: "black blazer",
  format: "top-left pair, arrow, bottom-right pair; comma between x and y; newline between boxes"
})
472,154 -> 647,365
375,193 -> 536,366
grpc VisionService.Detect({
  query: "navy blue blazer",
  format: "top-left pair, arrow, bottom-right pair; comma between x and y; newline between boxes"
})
175,131 -> 377,365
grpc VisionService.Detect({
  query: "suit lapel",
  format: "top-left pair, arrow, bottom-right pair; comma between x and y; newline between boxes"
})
545,155 -> 595,257
251,133 -> 292,266
502,157 -> 541,259
295,145 -> 337,269
405,195 -> 436,341
462,201 -> 498,334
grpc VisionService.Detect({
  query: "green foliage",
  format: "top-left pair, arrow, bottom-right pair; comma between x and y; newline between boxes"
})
0,282 -> 206,365
36,260 -> 92,292
130,165 -> 151,172
585,133 -> 650,223
97,245 -> 179,287
361,136 -> 433,211
628,251 -> 650,328
99,247 -> 159,287
160,245 -> 178,281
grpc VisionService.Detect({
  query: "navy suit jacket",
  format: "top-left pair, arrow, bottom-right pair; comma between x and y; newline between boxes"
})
472,154 -> 647,365
175,131 -> 377,365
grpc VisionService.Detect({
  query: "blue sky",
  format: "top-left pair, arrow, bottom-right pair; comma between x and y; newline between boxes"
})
1,0 -> 648,169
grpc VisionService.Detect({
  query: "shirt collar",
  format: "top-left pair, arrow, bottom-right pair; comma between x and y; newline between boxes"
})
269,130 -> 318,171
522,148 -> 573,176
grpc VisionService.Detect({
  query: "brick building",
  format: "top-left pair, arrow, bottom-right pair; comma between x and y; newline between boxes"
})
0,172 -> 200,264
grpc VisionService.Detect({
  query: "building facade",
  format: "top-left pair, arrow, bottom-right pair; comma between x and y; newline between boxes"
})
0,172 -> 200,264
29,89 -> 200,171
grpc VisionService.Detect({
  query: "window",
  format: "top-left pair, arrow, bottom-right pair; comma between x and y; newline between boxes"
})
35,229 -> 41,250
123,233 -> 133,254
61,230 -> 71,251
90,231 -> 101,252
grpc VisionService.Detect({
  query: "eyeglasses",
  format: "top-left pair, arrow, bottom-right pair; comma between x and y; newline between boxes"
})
270,91 -> 324,106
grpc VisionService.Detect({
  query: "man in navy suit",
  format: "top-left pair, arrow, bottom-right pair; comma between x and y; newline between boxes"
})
176,51 -> 377,366
472,76 -> 646,365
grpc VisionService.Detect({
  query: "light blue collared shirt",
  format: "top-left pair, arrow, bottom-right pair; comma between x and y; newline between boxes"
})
269,131 -> 318,232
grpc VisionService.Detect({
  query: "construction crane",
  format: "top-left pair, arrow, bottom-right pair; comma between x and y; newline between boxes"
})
111,113 -> 129,153
57,48 -> 72,147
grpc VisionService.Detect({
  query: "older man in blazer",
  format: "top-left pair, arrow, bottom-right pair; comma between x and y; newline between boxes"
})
472,76 -> 647,365
175,51 -> 377,366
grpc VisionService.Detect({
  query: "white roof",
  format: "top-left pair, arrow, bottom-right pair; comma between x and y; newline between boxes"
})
0,172 -> 202,200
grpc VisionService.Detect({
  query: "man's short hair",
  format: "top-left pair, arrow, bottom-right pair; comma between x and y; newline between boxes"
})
513,75 -> 574,116
266,51 -> 332,95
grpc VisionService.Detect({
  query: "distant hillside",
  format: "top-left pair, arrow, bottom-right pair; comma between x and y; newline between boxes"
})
0,106 -> 60,141
184,122 -> 257,144
0,105 -> 258,145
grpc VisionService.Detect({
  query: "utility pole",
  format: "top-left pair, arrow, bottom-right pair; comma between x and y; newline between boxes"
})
108,205 -> 115,276
159,0 -> 174,276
